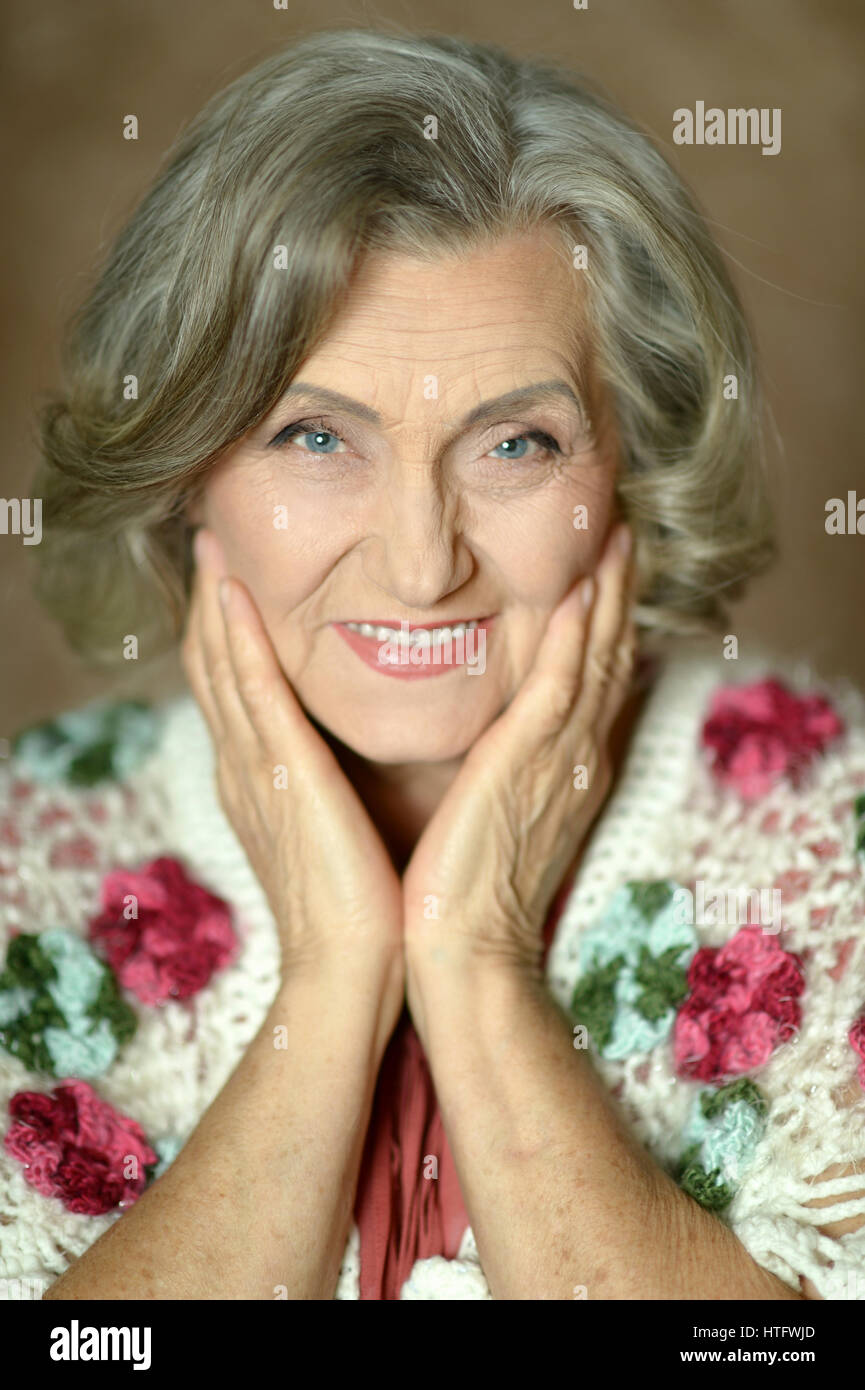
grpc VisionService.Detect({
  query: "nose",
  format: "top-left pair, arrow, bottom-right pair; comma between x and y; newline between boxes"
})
359,464 -> 474,611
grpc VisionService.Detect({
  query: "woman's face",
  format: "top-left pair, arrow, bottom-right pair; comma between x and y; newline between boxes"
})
191,225 -> 621,764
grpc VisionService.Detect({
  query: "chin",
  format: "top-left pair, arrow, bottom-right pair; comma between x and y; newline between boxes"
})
305,693 -> 498,765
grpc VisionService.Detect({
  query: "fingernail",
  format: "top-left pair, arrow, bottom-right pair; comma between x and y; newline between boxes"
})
218,578 -> 231,611
617,523 -> 632,556
579,576 -> 595,609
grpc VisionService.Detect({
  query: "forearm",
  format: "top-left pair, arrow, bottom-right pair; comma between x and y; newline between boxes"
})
44,956 -> 398,1300
408,955 -> 804,1300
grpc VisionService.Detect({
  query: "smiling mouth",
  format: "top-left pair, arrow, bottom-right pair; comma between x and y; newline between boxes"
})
340,619 -> 486,647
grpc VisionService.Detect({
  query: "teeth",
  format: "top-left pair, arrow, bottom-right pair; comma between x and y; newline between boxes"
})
344,620 -> 480,645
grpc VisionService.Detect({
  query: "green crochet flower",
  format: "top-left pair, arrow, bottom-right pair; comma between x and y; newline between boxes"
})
676,1078 -> 768,1211
0,930 -> 137,1077
11,699 -> 158,787
570,879 -> 698,1060
854,793 -> 865,860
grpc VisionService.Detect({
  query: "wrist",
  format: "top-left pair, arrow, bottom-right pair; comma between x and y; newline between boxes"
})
278,929 -> 402,984
274,942 -> 405,1056
405,940 -> 542,1052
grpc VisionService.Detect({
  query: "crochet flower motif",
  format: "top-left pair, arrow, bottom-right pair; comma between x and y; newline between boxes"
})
571,880 -> 698,1060
12,700 -> 158,787
673,925 -> 805,1085
4,1079 -> 157,1215
855,794 -> 865,861
88,856 -> 238,1006
850,1015 -> 865,1090
676,1077 -> 768,1211
151,1133 -> 183,1178
0,930 -> 137,1078
701,677 -> 844,801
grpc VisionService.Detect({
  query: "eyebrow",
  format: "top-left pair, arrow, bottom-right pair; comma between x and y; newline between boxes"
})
270,378 -> 590,434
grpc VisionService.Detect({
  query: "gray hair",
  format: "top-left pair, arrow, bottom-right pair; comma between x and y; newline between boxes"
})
31,25 -> 775,665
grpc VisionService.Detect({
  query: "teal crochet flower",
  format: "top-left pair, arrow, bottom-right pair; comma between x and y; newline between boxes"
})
0,930 -> 137,1077
571,879 -> 698,1060
147,1134 -> 184,1182
11,699 -> 158,787
676,1077 -> 768,1211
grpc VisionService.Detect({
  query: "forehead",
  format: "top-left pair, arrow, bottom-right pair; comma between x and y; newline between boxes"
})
305,225 -> 588,368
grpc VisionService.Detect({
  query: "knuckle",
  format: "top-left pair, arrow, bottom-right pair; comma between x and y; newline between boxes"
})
537,678 -> 576,730
586,647 -> 618,687
236,670 -> 271,709
614,644 -> 636,688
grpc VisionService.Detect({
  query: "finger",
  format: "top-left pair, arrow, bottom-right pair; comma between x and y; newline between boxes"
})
594,612 -> 639,747
574,519 -> 637,735
193,527 -> 259,756
215,563 -> 349,795
526,573 -> 595,699
482,580 -> 590,749
218,572 -> 316,752
496,522 -> 626,744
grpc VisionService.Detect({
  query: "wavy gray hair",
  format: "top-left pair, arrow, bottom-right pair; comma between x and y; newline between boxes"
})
31,25 -> 775,665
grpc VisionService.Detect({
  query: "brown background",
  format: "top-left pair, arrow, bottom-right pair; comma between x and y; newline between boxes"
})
1,0 -> 862,737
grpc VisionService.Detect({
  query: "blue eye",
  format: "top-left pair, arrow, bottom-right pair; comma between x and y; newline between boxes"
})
490,431 -> 562,462
268,418 -> 564,464
270,423 -> 344,454
299,430 -> 340,453
492,437 -> 530,459
492,438 -> 527,459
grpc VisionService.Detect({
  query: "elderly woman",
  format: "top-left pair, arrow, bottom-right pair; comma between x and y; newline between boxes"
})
2,28 -> 864,1303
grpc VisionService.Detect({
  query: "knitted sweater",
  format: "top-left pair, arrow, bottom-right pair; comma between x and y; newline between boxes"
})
2,639 -> 865,1301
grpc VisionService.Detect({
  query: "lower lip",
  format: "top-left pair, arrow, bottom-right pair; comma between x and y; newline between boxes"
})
332,619 -> 494,681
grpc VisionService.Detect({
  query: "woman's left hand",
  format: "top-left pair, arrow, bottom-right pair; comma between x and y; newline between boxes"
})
402,519 -> 637,1028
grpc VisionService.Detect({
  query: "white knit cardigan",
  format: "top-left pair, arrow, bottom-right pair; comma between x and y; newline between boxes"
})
2,637 -> 864,1300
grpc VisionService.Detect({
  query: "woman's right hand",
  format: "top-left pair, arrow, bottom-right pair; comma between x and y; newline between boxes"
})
181,527 -> 405,1035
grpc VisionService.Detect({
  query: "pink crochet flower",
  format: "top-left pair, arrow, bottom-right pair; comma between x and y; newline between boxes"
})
701,678 -> 843,800
673,925 -> 805,1084
850,1015 -> 865,1090
88,856 -> 237,1006
4,1080 -> 157,1215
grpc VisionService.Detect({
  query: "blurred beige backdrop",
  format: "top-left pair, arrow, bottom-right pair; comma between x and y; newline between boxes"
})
1,0 -> 862,736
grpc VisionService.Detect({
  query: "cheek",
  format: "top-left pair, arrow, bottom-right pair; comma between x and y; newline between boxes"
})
200,470 -> 353,617
199,458 -> 617,620
476,470 -> 616,605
